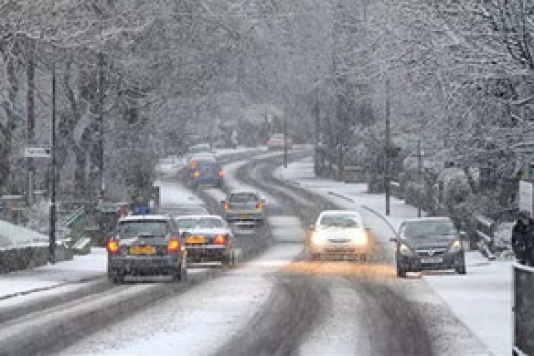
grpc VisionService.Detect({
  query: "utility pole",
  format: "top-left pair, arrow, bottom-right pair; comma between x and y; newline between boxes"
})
417,139 -> 422,218
49,60 -> 57,264
385,78 -> 391,216
27,40 -> 35,206
314,84 -> 320,175
97,52 -> 105,203
283,113 -> 288,168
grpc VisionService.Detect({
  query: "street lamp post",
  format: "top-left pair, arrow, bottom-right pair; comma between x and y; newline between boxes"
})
385,78 -> 391,216
49,60 -> 57,264
417,139 -> 423,218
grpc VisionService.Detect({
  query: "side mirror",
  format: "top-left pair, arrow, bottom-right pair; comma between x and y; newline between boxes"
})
220,200 -> 226,205
459,231 -> 468,239
389,237 -> 398,243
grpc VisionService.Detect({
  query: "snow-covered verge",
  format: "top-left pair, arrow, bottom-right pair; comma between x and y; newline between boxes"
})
275,156 -> 513,355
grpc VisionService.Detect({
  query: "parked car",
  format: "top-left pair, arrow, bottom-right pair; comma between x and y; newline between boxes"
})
175,215 -> 235,266
221,190 -> 265,226
106,214 -> 186,284
391,217 -> 467,277
267,133 -> 293,150
306,210 -> 373,261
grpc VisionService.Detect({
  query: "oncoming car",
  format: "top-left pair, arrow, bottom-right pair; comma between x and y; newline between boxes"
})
306,210 -> 373,261
391,217 -> 467,277
221,190 -> 265,226
175,215 -> 235,266
106,215 -> 186,284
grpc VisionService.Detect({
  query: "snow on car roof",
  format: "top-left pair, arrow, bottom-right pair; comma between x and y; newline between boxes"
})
174,214 -> 224,220
119,214 -> 170,222
401,217 -> 453,223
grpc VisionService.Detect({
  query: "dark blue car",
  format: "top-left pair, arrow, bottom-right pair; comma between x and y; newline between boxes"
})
189,160 -> 224,189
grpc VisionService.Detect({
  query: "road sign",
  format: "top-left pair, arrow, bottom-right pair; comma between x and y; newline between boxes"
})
24,147 -> 51,158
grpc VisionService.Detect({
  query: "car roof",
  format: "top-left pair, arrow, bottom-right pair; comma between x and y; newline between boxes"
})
119,214 -> 171,222
401,217 -> 453,224
229,189 -> 260,195
175,214 -> 224,220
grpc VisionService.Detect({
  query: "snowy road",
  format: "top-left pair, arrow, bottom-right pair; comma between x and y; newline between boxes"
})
59,152 -> 491,355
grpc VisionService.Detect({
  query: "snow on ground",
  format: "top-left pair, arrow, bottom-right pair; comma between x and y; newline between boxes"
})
0,248 -> 107,299
59,240 -> 304,356
275,157 -> 513,355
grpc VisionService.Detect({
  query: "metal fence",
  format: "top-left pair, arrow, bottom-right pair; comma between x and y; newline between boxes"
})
514,263 -> 534,355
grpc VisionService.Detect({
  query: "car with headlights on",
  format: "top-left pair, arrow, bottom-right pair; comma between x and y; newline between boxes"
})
390,217 -> 467,277
221,190 -> 265,226
175,215 -> 235,266
106,214 -> 186,284
306,210 -> 373,261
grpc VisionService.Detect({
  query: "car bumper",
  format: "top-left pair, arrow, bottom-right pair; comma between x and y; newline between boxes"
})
397,252 -> 465,271
193,177 -> 223,185
108,255 -> 183,275
310,242 -> 372,255
225,211 -> 264,222
186,245 -> 230,261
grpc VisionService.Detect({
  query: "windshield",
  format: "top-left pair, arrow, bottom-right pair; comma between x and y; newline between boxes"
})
402,221 -> 457,239
119,221 -> 169,237
229,193 -> 259,203
319,215 -> 360,228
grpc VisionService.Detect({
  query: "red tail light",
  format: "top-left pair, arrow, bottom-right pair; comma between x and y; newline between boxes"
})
193,171 -> 200,178
256,202 -> 264,209
168,238 -> 181,253
213,235 -> 227,245
219,170 -> 225,177
190,160 -> 197,168
107,239 -> 120,254
267,140 -> 273,145
224,203 -> 231,210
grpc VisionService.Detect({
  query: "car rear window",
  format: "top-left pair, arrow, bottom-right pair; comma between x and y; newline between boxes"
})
229,193 -> 258,203
119,221 -> 169,237
176,218 -> 224,229
319,214 -> 360,228
403,220 -> 457,238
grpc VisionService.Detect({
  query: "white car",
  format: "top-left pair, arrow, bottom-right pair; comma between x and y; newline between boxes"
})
306,210 -> 373,261
175,215 -> 235,266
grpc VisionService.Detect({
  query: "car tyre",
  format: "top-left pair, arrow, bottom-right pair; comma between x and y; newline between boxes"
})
397,266 -> 407,278
171,264 -> 183,282
455,265 -> 467,275
109,271 -> 125,284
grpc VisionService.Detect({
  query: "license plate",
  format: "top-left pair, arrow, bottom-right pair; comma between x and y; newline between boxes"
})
239,213 -> 249,217
420,257 -> 443,264
130,245 -> 156,255
186,235 -> 206,244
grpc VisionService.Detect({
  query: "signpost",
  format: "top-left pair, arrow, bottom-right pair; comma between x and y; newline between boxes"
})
24,147 -> 51,159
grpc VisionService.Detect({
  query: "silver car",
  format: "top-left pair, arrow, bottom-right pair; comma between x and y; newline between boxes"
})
106,215 -> 187,284
221,190 -> 265,226
175,215 -> 235,266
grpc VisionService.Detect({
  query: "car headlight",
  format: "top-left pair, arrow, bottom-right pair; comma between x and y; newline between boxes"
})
399,243 -> 414,256
351,230 -> 368,246
449,240 -> 462,253
311,231 -> 326,246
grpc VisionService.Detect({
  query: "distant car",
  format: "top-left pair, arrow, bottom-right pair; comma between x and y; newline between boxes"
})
391,217 -> 467,277
221,190 -> 265,226
306,210 -> 373,261
175,215 -> 235,266
188,159 -> 224,189
106,214 -> 186,284
267,133 -> 292,151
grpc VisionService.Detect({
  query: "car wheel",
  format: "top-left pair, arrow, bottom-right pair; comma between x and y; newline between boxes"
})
455,265 -> 467,275
109,271 -> 125,284
397,266 -> 407,278
172,264 -> 183,282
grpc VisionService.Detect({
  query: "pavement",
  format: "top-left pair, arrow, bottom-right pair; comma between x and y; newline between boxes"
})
275,156 -> 513,356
